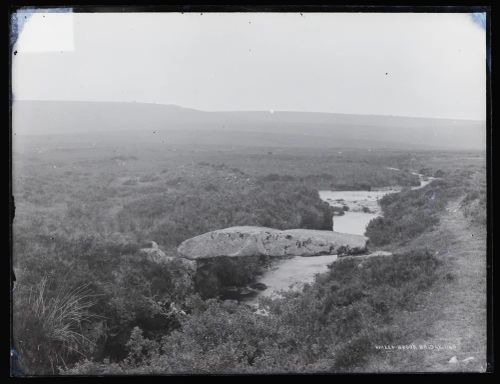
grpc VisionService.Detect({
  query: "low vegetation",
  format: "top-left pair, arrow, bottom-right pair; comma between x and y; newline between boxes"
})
366,166 -> 486,247
62,249 -> 443,374
194,256 -> 270,299
12,138 -> 486,374
12,277 -> 101,374
116,178 -> 333,249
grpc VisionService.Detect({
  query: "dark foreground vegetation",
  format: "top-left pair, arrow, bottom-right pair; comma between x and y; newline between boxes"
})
11,136 -> 486,375
194,256 -> 271,300
60,249 -> 443,374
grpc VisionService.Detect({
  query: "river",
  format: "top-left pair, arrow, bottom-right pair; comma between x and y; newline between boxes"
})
245,169 -> 436,305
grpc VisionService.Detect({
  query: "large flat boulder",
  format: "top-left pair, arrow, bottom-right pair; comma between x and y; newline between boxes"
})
177,226 -> 368,260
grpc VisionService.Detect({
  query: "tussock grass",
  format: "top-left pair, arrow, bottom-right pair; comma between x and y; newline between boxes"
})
13,276 -> 101,375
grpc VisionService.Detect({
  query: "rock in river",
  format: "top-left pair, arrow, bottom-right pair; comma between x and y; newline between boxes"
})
249,282 -> 268,291
177,226 -> 368,260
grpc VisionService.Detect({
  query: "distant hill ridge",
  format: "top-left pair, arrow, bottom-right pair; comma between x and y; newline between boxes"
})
12,100 -> 486,150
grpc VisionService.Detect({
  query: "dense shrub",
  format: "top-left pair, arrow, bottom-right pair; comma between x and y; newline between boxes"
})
194,256 -> 269,299
13,234 -> 197,363
366,167 -> 485,247
461,189 -> 487,226
62,249 -> 441,374
365,181 -> 451,246
116,179 -> 333,248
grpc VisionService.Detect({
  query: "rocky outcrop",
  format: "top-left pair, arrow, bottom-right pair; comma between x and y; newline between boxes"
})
172,257 -> 197,272
177,226 -> 368,260
139,241 -> 173,264
139,241 -> 197,271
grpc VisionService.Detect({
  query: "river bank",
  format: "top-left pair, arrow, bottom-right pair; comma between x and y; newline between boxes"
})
243,170 -> 435,304
360,197 -> 487,372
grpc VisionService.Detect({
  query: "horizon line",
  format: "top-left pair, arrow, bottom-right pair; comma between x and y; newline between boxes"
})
13,98 -> 486,122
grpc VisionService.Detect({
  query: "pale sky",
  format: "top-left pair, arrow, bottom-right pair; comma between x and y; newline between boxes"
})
12,11 -> 486,120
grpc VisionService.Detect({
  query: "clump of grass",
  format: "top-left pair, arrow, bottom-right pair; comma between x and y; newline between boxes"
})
13,277 -> 101,375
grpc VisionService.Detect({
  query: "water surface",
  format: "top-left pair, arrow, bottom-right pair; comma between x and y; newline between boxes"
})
246,171 -> 432,304
246,254 -> 338,304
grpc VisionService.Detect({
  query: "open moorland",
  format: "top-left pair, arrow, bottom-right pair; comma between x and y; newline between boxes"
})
12,119 -> 486,374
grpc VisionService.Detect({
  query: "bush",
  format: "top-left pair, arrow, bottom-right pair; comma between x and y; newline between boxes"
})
116,179 -> 333,248
365,182 -> 448,246
460,190 -> 487,226
194,256 -> 268,299
64,249 -> 441,374
14,234 -> 196,364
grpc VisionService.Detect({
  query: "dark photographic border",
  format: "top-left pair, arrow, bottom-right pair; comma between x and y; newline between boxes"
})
4,2 -> 494,378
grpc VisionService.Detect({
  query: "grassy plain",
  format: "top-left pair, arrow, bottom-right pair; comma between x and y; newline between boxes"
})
11,132 -> 487,374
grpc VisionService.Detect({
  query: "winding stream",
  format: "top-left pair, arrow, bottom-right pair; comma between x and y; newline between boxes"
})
245,169 -> 436,305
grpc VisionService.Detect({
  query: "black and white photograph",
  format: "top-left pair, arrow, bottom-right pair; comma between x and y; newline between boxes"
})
9,7 -> 490,375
